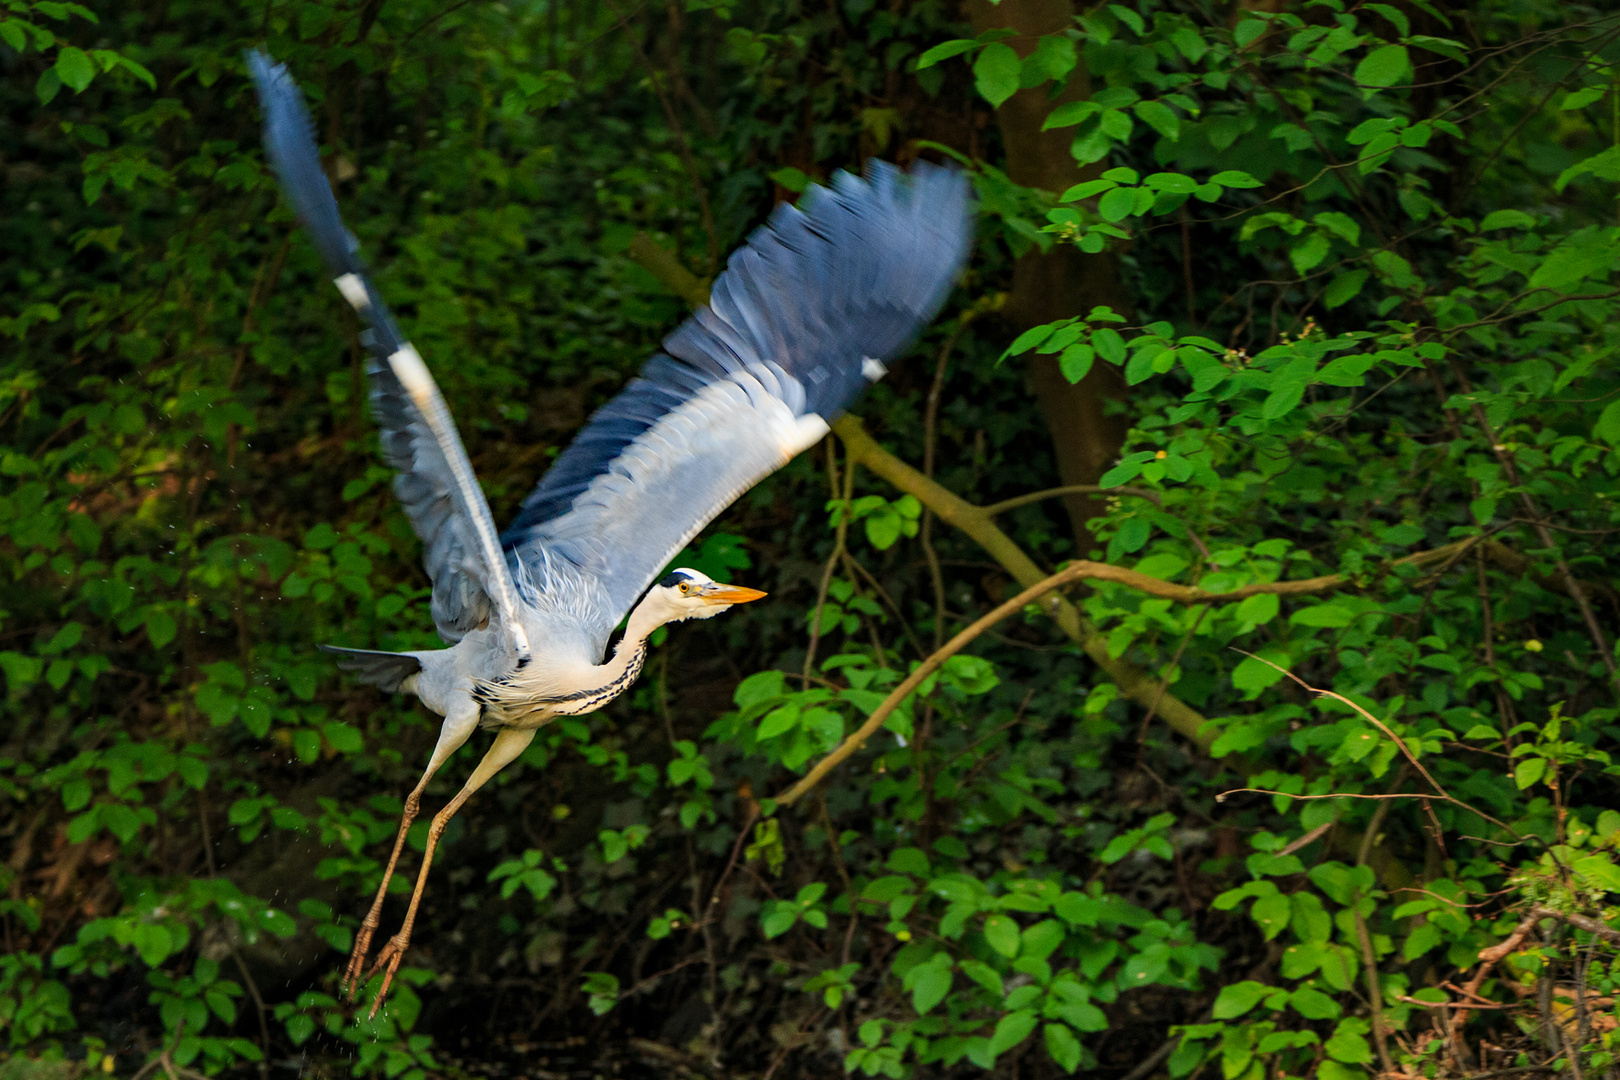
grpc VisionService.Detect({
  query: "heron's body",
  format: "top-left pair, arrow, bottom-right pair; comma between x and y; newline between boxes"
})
247,48 -> 974,1014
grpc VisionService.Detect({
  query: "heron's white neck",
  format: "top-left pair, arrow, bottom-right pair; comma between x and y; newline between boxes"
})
622,591 -> 676,652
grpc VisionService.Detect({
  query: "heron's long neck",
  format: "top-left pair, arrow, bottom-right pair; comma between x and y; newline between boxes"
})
480,599 -> 664,720
544,598 -> 664,714
594,602 -> 662,685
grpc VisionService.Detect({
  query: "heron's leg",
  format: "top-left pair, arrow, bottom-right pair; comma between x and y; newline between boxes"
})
364,725 -> 536,1017
343,695 -> 480,996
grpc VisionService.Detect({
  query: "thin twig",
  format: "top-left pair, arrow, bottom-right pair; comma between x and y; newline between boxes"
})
804,445 -> 855,680
1119,1035 -> 1178,1080
982,483 -> 1163,516
1232,649 -> 1530,844
1355,769 -> 1405,1077
1454,371 -> 1618,696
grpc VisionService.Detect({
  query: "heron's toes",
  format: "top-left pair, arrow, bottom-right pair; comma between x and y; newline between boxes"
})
365,934 -> 410,1019
342,926 -> 376,999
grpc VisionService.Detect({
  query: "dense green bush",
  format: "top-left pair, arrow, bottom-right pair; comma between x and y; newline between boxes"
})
4,1 -> 1620,1078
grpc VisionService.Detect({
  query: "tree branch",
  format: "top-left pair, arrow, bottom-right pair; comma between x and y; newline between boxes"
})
775,560 -> 1100,807
629,231 -> 710,306
833,417 -> 1212,747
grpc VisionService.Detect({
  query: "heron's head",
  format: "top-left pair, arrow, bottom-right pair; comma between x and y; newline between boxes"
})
648,568 -> 767,625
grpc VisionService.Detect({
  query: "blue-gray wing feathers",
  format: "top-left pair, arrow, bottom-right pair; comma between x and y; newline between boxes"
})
501,162 -> 975,648
249,50 -> 518,647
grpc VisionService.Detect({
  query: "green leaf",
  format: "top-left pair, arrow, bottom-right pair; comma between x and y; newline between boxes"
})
907,959 -> 951,1014
983,914 -> 1020,958
1325,1021 -> 1372,1064
1323,269 -> 1369,309
1262,379 -> 1308,419
285,1014 -> 315,1046
1212,980 -> 1269,1019
769,166 -> 810,193
1595,400 -> 1620,445
1530,233 -> 1619,290
916,39 -> 975,69
960,958 -> 1004,995
761,904 -> 798,939
1555,147 -> 1620,192
131,923 -> 174,966
1028,34 -> 1077,82
1044,101 -> 1100,130
1133,100 -> 1179,141
1291,603 -> 1355,628
1289,985 -> 1341,1019
1234,20 -> 1268,47
1099,108 -> 1132,140
1354,44 -> 1410,88
102,802 -> 140,843
1045,1024 -> 1082,1073
864,504 -> 903,549
1574,855 -> 1620,893
144,608 -> 177,649
1290,232 -> 1331,275
1145,172 -> 1198,194
322,722 -> 363,754
1251,890 -> 1290,940
1480,209 -> 1536,231
54,46 -> 95,92
1514,757 -> 1546,790
1059,178 -> 1115,201
1211,170 -> 1262,189
1404,920 -> 1443,959
1371,249 -> 1422,290
36,67 -> 62,105
292,728 -> 321,764
974,43 -> 1022,108
1059,343 -> 1095,383
1561,86 -> 1608,111
1234,593 -> 1279,627
1004,323 -> 1058,357
1098,186 -> 1137,222
758,704 -> 799,740
989,1009 -> 1039,1055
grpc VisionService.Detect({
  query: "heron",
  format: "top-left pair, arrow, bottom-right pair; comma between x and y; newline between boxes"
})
248,50 -> 974,1013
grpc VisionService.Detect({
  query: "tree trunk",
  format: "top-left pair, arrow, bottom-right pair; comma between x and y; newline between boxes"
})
966,0 -> 1132,547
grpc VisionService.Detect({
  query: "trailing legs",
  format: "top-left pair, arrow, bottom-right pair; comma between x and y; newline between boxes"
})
362,725 -> 537,1017
343,696 -> 479,996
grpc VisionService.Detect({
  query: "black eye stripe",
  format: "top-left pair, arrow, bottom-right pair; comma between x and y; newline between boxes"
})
659,571 -> 691,589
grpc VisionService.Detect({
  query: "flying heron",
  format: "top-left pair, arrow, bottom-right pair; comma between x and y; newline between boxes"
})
248,51 -> 974,1013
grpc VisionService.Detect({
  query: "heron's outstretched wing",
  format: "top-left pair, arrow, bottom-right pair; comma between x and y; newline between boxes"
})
501,162 -> 974,652
248,51 -> 529,659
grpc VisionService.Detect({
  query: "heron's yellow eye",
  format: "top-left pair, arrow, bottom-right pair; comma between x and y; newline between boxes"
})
679,583 -> 691,594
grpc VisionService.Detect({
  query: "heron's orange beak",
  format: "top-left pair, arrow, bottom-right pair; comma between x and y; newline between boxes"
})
700,584 -> 768,606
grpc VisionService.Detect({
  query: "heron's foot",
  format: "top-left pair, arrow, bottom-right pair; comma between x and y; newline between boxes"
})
342,921 -> 378,999
363,932 -> 410,1019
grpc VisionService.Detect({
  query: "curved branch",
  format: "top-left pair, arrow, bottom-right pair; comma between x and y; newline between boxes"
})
775,560 -> 1096,807
629,231 -> 711,306
833,417 -> 1213,748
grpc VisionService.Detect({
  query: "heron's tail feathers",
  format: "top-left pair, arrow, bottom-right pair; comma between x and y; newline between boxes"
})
318,644 -> 422,693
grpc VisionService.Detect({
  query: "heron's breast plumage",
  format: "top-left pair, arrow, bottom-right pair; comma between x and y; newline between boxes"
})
472,637 -> 649,728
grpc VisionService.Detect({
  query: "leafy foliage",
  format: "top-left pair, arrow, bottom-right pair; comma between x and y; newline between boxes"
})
5,1 -> 1620,1078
